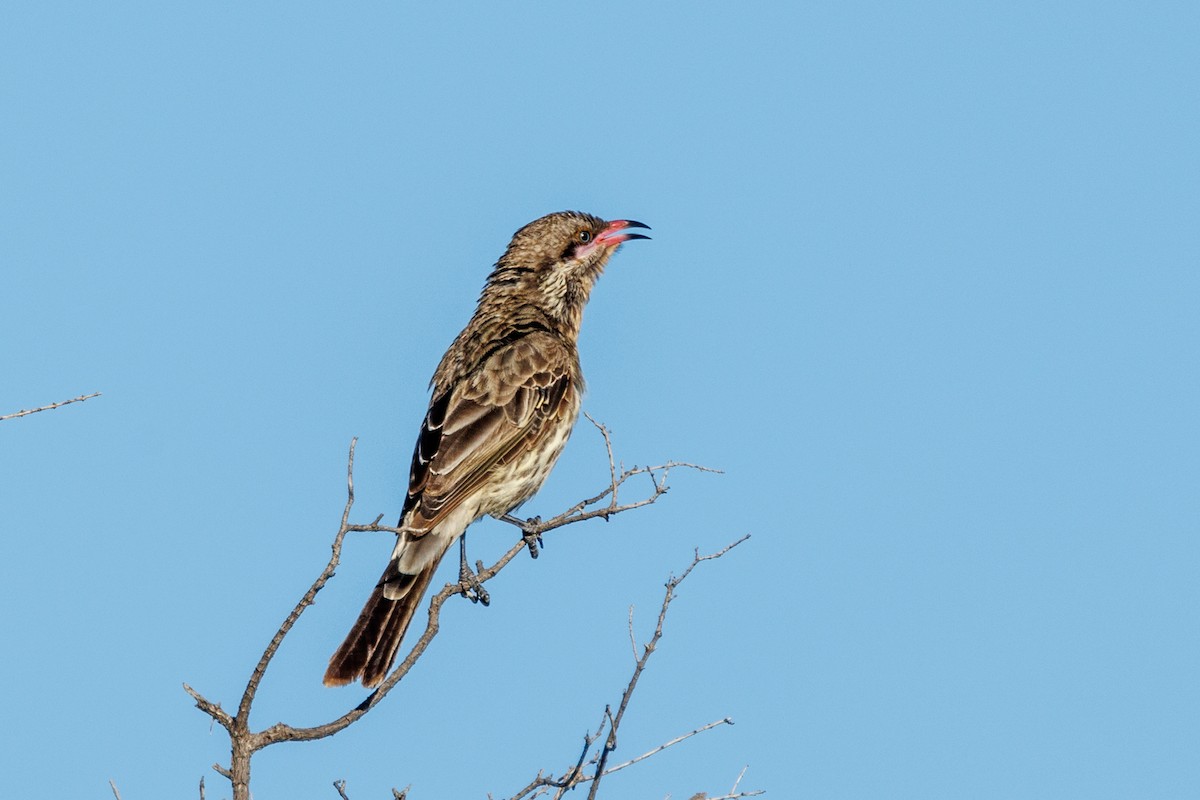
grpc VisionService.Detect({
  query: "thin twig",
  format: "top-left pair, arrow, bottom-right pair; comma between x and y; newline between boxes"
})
109,780 -> 123,800
333,779 -> 351,800
730,766 -> 750,796
1,391 -> 101,421
182,684 -> 233,731
627,606 -> 638,663
604,718 -> 734,774
583,412 -> 620,508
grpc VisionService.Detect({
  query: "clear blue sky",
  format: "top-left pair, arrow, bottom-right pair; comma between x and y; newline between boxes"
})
3,2 -> 1198,798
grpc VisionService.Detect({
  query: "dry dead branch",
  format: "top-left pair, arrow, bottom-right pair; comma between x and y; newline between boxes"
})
184,423 -> 732,800
500,537 -> 757,800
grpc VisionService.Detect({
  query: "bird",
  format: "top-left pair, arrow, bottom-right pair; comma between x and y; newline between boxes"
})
324,210 -> 650,688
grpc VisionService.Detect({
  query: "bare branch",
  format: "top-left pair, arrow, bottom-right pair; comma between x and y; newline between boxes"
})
333,779 -> 350,800
583,412 -> 620,507
109,779 -> 123,800
604,718 -> 734,775
344,521 -> 404,535
182,683 -> 233,732
233,437 -> 366,729
1,391 -> 101,421
186,429 -> 723,800
585,538 -> 748,800
248,448 -> 719,748
504,537 -> 752,800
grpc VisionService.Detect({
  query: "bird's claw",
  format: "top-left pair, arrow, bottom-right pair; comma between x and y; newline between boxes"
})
458,560 -> 490,606
458,534 -> 490,605
500,512 -> 544,559
522,520 -> 544,560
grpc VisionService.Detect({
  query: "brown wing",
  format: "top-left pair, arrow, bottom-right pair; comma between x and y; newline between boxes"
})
400,332 -> 575,535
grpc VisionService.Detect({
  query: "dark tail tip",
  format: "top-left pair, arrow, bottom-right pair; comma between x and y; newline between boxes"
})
322,559 -> 437,688
322,665 -> 357,688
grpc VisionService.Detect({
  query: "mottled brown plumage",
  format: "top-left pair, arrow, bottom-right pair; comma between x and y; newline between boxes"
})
324,211 -> 649,688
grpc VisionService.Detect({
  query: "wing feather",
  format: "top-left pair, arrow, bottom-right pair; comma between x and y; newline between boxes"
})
400,333 -> 575,535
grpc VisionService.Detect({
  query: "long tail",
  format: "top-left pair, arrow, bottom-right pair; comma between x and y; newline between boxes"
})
323,556 -> 440,688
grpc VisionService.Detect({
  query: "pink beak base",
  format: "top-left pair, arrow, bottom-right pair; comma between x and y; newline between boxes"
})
593,219 -> 652,248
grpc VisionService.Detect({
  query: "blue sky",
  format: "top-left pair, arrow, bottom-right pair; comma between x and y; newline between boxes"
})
3,2 -> 1198,798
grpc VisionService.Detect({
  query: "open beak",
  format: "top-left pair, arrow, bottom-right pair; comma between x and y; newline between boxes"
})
594,219 -> 651,248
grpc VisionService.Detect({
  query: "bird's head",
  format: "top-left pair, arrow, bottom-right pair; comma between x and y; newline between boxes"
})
488,210 -> 650,332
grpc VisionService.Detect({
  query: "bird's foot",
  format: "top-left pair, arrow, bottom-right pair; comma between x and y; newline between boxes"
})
520,519 -> 545,560
500,513 -> 544,559
458,535 -> 490,605
458,559 -> 490,606
523,529 -> 545,560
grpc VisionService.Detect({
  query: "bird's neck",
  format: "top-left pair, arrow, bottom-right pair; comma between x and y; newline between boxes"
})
477,277 -> 589,342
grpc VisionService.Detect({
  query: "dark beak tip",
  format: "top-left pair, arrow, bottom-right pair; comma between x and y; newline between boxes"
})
623,233 -> 652,242
623,220 -> 651,231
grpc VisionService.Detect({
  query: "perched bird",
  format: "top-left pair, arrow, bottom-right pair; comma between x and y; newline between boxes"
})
324,210 -> 650,688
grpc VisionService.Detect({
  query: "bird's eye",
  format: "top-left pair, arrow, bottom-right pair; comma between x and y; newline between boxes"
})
577,230 -> 592,243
